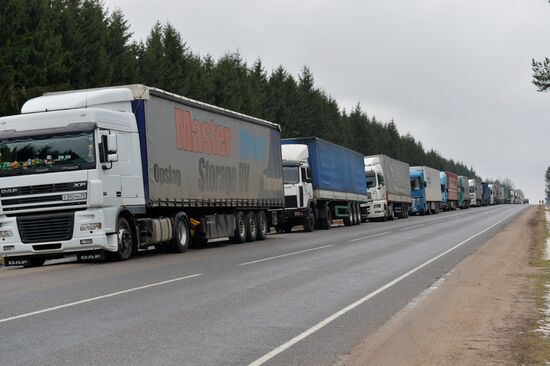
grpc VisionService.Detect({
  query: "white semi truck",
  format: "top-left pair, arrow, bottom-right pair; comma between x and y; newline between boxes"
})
0,85 -> 284,267
468,178 -> 482,207
363,154 -> 411,220
279,137 -> 368,232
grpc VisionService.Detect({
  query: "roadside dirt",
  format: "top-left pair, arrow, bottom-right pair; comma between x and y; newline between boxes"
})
341,207 -> 540,366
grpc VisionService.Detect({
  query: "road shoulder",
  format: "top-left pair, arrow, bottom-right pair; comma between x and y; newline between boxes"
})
341,207 -> 540,366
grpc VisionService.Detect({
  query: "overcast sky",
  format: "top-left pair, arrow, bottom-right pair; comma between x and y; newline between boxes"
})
104,0 -> 550,202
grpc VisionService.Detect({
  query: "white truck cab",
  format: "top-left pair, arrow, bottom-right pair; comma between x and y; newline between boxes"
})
280,144 -> 314,232
0,88 -> 144,266
365,163 -> 387,219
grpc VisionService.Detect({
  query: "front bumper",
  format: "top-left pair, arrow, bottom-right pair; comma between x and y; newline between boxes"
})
279,207 -> 307,224
366,200 -> 385,218
0,208 -> 111,258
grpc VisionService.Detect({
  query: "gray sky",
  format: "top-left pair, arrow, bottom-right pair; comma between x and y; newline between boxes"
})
104,0 -> 550,202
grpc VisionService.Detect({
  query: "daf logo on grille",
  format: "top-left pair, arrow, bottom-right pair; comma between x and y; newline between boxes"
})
0,188 -> 17,194
73,182 -> 86,189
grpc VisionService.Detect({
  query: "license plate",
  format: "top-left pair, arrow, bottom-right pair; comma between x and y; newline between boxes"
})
62,192 -> 87,201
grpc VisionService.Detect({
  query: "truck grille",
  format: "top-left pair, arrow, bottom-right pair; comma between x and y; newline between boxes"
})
0,182 -> 87,197
17,212 -> 74,244
284,195 -> 298,208
0,182 -> 87,215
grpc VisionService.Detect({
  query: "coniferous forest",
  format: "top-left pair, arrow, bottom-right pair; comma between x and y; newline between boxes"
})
0,0 -> 477,177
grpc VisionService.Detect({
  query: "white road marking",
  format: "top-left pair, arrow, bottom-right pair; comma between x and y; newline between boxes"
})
247,208 -> 524,366
239,245 -> 333,266
349,231 -> 391,242
399,223 -> 425,231
0,273 -> 203,324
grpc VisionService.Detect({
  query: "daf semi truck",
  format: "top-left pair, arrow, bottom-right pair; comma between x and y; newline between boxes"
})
409,166 -> 441,215
364,154 -> 411,220
280,137 -> 367,232
0,85 -> 284,267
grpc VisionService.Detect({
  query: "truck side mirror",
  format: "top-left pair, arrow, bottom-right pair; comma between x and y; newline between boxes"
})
304,167 -> 312,183
107,153 -> 119,162
107,134 -> 118,154
423,181 -> 427,188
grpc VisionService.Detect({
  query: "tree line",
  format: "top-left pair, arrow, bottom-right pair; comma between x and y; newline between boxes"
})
1,0 -> 477,177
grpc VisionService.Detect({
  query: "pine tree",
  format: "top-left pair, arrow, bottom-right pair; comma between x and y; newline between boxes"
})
545,166 -> 550,202
533,58 -> 550,92
106,9 -> 137,84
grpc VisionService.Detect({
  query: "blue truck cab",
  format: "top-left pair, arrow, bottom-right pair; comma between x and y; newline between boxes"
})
440,171 -> 447,209
410,169 -> 425,214
481,182 -> 490,206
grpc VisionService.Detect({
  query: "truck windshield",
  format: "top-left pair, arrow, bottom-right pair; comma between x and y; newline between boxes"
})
0,131 -> 96,176
283,166 -> 300,184
366,173 -> 376,189
410,177 -> 421,190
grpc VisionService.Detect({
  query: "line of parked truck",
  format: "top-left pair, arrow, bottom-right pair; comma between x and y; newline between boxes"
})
0,85 -> 527,267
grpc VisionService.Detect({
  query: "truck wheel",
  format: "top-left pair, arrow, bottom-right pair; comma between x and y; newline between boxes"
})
351,204 -> 357,225
245,211 -> 257,242
256,211 -> 268,240
353,203 -> 361,225
343,204 -> 353,226
230,211 -> 247,243
321,205 -> 332,230
353,204 -> 361,225
168,213 -> 190,253
23,257 -> 46,268
107,217 -> 134,261
303,208 -> 315,232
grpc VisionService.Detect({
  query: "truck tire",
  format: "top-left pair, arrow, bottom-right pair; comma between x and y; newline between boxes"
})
23,257 -> 46,268
245,211 -> 257,242
231,211 -> 247,243
343,204 -> 353,226
350,204 -> 357,225
321,205 -> 332,230
303,208 -> 315,232
256,211 -> 268,240
167,213 -> 190,253
353,203 -> 361,225
107,217 -> 134,261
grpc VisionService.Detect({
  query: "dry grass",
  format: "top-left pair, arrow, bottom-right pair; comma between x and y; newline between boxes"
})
514,206 -> 550,366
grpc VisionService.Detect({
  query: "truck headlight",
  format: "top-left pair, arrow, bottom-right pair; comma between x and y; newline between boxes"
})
0,230 -> 13,238
80,223 -> 102,231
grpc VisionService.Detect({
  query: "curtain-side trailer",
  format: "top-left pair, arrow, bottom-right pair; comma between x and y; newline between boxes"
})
0,85 -> 284,267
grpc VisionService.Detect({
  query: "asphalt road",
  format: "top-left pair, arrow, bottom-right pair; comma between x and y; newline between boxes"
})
0,204 -> 528,366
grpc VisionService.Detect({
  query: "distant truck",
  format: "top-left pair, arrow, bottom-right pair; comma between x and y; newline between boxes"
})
363,154 -> 411,220
481,182 -> 491,206
440,171 -> 458,211
468,178 -> 482,207
280,137 -> 368,232
458,176 -> 470,209
488,184 -> 498,205
409,166 -> 442,215
0,85 -> 284,267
